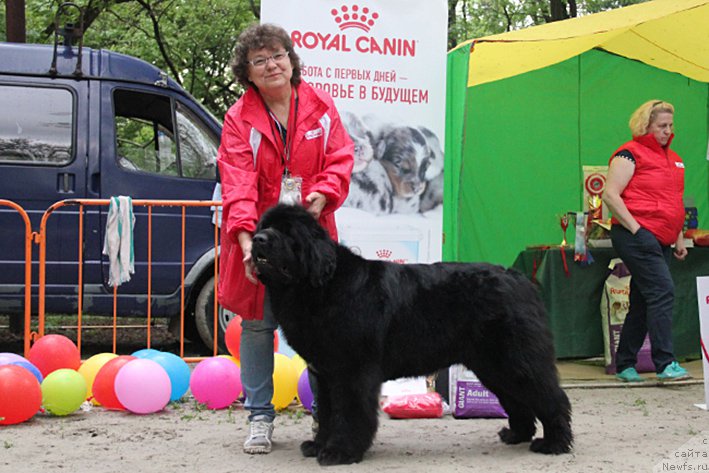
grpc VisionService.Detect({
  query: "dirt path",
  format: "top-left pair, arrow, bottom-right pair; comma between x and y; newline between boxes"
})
1,381 -> 707,473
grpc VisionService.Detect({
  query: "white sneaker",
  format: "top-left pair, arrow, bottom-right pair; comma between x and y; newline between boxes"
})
243,418 -> 274,454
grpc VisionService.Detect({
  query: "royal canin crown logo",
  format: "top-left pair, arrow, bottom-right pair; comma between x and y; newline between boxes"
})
376,249 -> 392,259
331,4 -> 379,32
291,3 -> 415,57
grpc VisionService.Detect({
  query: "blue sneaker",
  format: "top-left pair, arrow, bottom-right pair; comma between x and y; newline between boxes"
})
657,362 -> 691,381
616,367 -> 646,383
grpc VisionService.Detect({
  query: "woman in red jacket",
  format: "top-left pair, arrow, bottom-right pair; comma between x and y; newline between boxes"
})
602,100 -> 690,383
217,23 -> 353,453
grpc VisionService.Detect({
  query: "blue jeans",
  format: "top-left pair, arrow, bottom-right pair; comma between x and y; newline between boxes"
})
240,295 -> 278,422
240,294 -> 319,422
610,225 -> 676,373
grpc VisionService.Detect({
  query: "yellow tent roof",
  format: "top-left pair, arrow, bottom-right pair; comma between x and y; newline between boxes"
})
456,0 -> 709,87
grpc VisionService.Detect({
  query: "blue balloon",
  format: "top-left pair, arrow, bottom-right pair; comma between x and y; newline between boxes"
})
150,352 -> 190,402
131,348 -> 162,359
9,360 -> 43,384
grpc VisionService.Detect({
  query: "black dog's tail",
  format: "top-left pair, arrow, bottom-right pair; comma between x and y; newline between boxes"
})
505,268 -> 555,330
505,268 -> 545,309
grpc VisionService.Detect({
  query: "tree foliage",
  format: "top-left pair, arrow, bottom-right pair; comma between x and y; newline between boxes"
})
3,0 -> 258,116
447,0 -> 648,48
89,0 -> 257,114
2,0 -> 648,117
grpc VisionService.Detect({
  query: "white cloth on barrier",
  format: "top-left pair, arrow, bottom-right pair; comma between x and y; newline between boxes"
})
103,195 -> 135,287
211,182 -> 222,228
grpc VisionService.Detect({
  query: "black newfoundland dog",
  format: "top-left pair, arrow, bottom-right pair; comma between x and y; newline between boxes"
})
250,204 -> 572,465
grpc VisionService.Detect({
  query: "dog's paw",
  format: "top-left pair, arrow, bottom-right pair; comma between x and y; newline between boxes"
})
317,447 -> 363,466
498,427 -> 533,445
300,440 -> 319,457
530,437 -> 572,454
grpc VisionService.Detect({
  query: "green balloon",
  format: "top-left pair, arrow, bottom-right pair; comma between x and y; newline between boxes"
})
41,369 -> 87,416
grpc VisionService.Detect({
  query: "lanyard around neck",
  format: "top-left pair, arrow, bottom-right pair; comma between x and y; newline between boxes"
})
263,87 -> 298,173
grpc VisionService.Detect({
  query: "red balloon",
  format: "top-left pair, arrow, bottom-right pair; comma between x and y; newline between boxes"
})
225,317 -> 280,358
0,365 -> 42,425
225,316 -> 243,359
92,355 -> 136,410
28,334 -> 81,377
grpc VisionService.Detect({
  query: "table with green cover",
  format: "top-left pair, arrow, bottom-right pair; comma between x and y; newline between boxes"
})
512,246 -> 707,359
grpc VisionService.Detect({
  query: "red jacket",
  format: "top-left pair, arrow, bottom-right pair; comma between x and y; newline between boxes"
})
609,133 -> 685,245
217,82 -> 354,319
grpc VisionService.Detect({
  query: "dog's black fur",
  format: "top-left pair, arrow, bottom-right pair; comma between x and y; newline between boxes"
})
251,204 -> 573,465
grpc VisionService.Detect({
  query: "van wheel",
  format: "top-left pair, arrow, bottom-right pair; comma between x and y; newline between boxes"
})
194,276 -> 236,354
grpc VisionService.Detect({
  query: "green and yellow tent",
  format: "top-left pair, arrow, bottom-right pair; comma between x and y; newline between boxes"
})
444,0 -> 709,265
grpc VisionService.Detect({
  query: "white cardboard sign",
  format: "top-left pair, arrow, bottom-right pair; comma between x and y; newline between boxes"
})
695,276 -> 709,410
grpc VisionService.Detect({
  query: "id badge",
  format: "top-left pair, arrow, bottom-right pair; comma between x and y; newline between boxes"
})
279,174 -> 302,205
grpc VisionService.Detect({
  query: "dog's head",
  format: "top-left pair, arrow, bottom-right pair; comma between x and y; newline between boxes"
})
251,204 -> 337,288
376,126 -> 433,198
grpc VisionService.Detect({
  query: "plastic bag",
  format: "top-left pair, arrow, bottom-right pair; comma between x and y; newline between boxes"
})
381,392 -> 443,419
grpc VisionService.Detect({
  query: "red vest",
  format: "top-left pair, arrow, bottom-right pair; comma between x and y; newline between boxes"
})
609,133 -> 685,246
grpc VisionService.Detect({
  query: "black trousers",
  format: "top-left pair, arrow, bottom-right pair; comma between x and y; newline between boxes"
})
610,225 -> 676,373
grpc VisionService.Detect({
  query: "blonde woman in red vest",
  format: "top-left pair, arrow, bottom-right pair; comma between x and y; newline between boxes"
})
603,100 -> 691,383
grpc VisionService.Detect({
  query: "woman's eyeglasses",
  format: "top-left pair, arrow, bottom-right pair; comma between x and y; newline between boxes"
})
247,51 -> 290,68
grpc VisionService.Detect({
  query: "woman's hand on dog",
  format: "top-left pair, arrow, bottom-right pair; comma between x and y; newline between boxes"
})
305,192 -> 327,220
238,231 -> 258,284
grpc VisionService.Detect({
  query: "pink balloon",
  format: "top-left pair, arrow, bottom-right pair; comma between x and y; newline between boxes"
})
189,357 -> 241,409
114,359 -> 171,414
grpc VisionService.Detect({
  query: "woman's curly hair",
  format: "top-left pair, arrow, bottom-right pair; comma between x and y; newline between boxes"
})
629,100 -> 675,137
231,23 -> 302,89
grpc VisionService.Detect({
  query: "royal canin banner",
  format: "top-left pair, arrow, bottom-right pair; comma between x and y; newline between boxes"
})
262,0 -> 448,264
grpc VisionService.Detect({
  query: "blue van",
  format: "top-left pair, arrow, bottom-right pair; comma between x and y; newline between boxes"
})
0,38 -> 230,350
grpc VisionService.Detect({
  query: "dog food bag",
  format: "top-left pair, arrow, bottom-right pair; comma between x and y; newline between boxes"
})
381,392 -> 444,419
601,258 -> 654,374
448,365 -> 507,419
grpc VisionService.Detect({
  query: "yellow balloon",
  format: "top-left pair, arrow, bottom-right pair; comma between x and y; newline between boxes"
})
291,354 -> 307,376
41,369 -> 87,416
217,354 -> 241,368
78,352 -> 118,405
272,353 -> 298,410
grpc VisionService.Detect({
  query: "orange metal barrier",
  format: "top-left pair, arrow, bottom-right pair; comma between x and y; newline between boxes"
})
0,200 -> 34,358
36,199 -> 221,362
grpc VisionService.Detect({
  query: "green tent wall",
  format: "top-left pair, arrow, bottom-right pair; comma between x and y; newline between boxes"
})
444,47 -> 709,265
